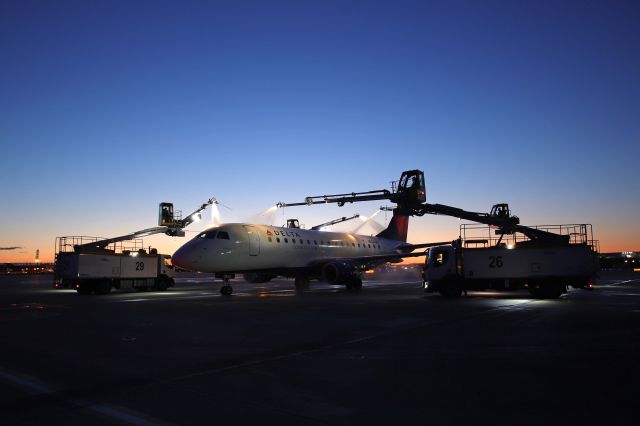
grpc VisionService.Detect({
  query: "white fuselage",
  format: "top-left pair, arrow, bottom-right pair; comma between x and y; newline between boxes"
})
172,223 -> 404,273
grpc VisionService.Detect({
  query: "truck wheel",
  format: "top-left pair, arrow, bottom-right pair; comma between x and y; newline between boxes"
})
543,283 -> 565,299
528,283 -> 564,299
439,281 -> 462,298
155,277 -> 169,291
95,279 -> 112,295
528,283 -> 544,298
76,281 -> 93,295
572,281 -> 593,291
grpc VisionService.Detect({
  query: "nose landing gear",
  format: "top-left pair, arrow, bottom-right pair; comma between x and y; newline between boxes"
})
219,274 -> 234,296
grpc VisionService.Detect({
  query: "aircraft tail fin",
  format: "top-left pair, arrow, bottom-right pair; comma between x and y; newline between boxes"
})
376,209 -> 409,242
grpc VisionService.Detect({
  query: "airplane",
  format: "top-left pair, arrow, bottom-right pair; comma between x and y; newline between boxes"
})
172,208 -> 439,295
171,170 -> 525,295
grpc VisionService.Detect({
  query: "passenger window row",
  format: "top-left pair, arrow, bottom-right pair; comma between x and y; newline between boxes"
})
266,236 -> 381,249
198,231 -> 382,248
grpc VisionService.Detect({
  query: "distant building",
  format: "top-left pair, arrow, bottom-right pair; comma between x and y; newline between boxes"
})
600,252 -> 640,269
0,263 -> 54,274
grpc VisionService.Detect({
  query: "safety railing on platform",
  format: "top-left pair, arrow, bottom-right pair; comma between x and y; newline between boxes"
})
54,236 -> 144,256
460,224 -> 599,253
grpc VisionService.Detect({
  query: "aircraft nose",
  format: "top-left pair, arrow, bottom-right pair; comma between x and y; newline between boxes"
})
172,242 -> 198,271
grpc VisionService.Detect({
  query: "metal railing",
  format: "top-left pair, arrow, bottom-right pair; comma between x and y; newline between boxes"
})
460,223 -> 599,253
55,236 -> 144,256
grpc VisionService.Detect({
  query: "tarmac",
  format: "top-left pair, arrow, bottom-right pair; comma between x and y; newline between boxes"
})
0,270 -> 639,425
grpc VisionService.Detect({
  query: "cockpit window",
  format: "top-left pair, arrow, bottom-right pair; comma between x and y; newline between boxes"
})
198,230 -> 217,239
217,231 -> 230,240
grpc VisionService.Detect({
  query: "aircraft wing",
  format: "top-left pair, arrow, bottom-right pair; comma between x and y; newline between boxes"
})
399,241 -> 452,250
308,241 -> 449,270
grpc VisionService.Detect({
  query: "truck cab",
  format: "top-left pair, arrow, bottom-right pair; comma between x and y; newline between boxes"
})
159,254 -> 176,278
422,245 -> 459,295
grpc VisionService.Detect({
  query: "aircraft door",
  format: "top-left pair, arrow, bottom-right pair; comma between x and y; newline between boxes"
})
244,225 -> 260,256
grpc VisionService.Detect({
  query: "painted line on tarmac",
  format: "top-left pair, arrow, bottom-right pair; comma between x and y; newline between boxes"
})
118,281 -> 421,302
0,367 -> 160,426
157,297 -> 536,386
121,294 -> 219,302
160,331 -> 412,384
602,279 -> 640,287
0,367 -> 54,395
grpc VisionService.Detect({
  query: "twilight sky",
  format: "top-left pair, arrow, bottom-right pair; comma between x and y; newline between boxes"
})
1,0 -> 638,262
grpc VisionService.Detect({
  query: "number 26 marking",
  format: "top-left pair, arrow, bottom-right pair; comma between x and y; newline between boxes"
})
489,256 -> 503,268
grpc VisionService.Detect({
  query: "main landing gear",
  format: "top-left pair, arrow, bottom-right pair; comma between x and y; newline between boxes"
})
345,275 -> 363,292
294,276 -> 310,292
220,275 -> 234,296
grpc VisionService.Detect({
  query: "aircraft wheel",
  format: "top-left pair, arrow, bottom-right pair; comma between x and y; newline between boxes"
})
220,285 -> 233,296
294,276 -> 310,292
346,276 -> 362,292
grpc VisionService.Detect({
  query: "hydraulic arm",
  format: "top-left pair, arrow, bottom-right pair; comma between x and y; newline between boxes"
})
311,214 -> 361,230
75,197 -> 216,252
277,169 -> 569,244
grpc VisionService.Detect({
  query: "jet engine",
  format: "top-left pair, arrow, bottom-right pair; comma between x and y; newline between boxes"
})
322,261 -> 358,284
